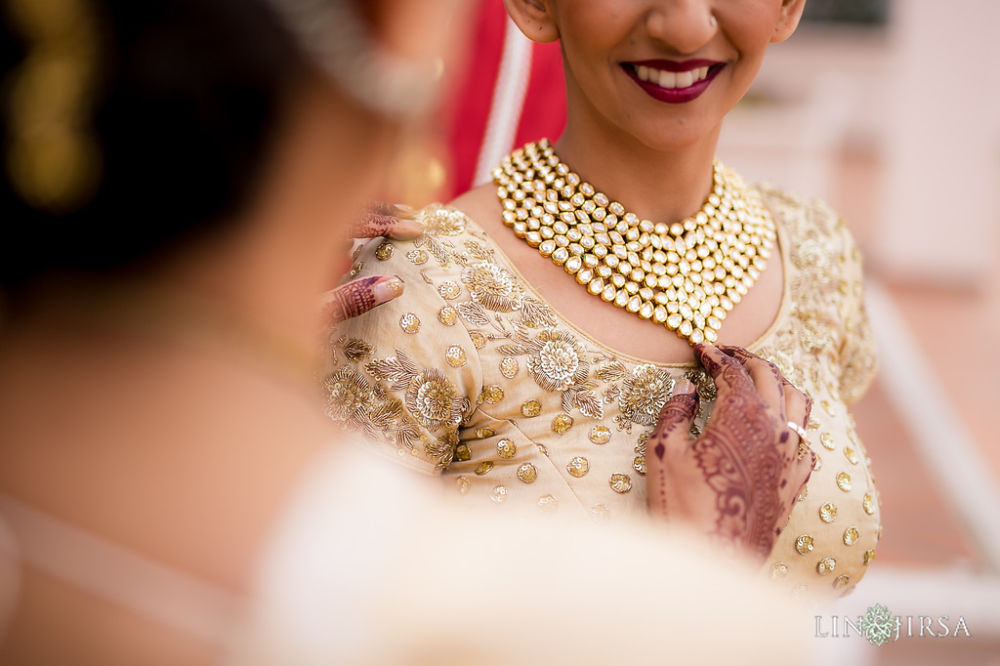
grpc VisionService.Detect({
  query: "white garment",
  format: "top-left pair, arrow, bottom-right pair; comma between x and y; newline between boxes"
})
0,443 -> 811,664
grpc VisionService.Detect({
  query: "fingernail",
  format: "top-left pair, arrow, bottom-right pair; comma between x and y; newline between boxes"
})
674,379 -> 695,395
389,219 -> 425,239
373,275 -> 404,302
393,203 -> 417,219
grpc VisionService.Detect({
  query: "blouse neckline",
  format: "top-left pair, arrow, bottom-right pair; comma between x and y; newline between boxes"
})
438,197 -> 793,370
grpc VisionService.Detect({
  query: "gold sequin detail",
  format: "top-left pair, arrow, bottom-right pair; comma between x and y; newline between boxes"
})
795,535 -> 815,555
551,413 -> 574,434
820,432 -> 835,450
374,241 -> 394,260
833,574 -> 850,590
456,475 -> 471,495
771,562 -> 789,578
863,549 -> 875,565
499,357 -> 519,379
819,502 -> 838,523
521,400 -> 542,417
817,557 -> 837,575
469,331 -> 487,348
633,456 -> 646,475
862,492 -> 876,515
438,306 -> 458,326
406,249 -> 428,264
516,463 -> 538,484
490,484 -> 508,504
445,345 -> 467,368
836,472 -> 852,492
475,461 -> 494,475
437,281 -> 461,300
813,453 -> 823,472
843,446 -> 859,465
476,428 -> 495,439
536,443 -> 549,456
537,494 -> 558,512
588,425 -> 611,445
822,400 -> 836,417
797,485 -> 809,502
566,456 -> 590,478
496,438 -> 517,459
481,385 -> 504,404
843,527 -> 859,546
399,313 -> 421,334
453,444 -> 471,462
349,261 -> 363,277
609,473 -> 632,494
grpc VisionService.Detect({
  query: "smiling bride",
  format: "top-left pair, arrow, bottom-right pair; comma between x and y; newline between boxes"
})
328,0 -> 879,597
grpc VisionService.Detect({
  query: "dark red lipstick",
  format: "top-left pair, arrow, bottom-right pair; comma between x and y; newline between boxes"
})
622,59 -> 726,104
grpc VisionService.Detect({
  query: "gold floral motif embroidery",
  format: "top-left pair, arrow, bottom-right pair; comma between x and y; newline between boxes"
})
616,364 -> 674,429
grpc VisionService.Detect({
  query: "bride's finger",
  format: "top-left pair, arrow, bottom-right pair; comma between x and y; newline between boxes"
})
351,202 -> 424,239
645,380 -> 699,517
717,345 -> 785,423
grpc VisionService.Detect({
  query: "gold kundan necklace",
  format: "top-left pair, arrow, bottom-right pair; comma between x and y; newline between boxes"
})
492,139 -> 776,346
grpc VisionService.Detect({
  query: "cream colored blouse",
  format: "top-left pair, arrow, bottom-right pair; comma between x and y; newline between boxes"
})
326,185 -> 880,597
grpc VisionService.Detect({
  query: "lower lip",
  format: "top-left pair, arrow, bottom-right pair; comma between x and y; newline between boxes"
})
623,64 -> 723,104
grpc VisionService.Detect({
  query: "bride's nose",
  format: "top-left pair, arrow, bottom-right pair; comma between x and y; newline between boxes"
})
643,0 -> 717,55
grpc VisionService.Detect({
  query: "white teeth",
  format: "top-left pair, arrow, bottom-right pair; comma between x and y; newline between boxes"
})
634,64 -> 713,88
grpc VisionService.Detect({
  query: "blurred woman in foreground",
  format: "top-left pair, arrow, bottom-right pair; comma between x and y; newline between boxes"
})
0,1 -> 808,664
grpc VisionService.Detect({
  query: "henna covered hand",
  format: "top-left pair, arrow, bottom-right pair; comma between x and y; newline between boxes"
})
351,201 -> 424,240
323,275 -> 404,324
646,344 -> 814,560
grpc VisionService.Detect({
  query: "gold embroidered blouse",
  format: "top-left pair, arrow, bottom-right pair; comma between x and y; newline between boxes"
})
326,185 -> 880,596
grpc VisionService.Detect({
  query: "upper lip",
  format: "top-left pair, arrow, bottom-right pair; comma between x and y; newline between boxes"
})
626,58 -> 724,72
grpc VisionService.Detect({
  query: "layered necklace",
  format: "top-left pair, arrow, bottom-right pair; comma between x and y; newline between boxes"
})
493,139 -> 776,346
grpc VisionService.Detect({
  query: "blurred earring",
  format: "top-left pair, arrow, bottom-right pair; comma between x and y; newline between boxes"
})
265,0 -> 444,120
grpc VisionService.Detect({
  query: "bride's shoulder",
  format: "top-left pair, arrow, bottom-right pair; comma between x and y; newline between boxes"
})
446,182 -> 502,231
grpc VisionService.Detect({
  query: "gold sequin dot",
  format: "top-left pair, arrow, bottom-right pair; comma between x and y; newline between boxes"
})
437,281 -> 461,299
475,461 -> 494,476
499,357 -> 519,379
833,574 -> 850,590
807,417 -> 821,431
349,261 -> 363,277
862,492 -> 876,515
399,313 -> 421,334
475,429 -> 495,440
836,472 -> 852,492
771,562 -> 789,579
445,345 -> 467,368
822,400 -> 836,417
609,473 -> 632,494
456,475 -> 471,495
813,453 -> 823,472
588,425 -> 611,445
797,485 -> 809,502
817,557 -> 837,575
819,502 -> 838,523
469,331 -> 487,348
566,456 -> 590,478
537,494 -> 559,512
490,484 -> 508,504
820,432 -> 835,450
633,456 -> 646,475
481,385 -> 504,404
863,549 -> 875,565
843,446 -> 859,465
496,438 -> 517,459
795,535 -> 815,555
438,306 -> 458,326
521,400 -> 542,417
516,463 -> 538,484
406,249 -> 428,264
453,443 -> 471,462
843,527 -> 860,546
551,413 -> 574,434
536,443 -> 549,456
374,241 -> 394,260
